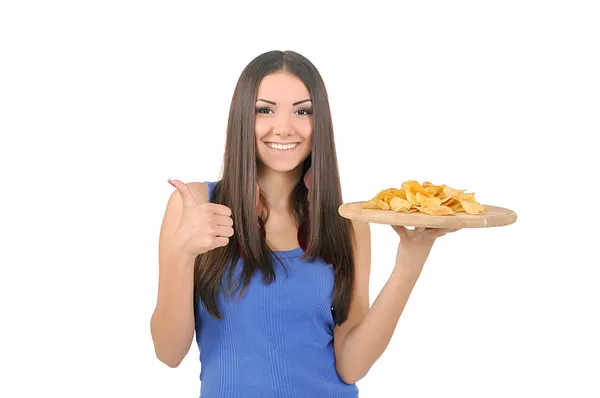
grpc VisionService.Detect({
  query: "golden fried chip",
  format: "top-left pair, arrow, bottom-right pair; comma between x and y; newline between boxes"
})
361,180 -> 486,217
422,181 -> 445,190
405,190 -> 418,205
360,199 -> 379,209
442,186 -> 465,198
415,205 -> 455,216
374,188 -> 398,201
425,187 -> 439,196
390,197 -> 412,212
460,200 -> 486,214
447,200 -> 463,211
417,192 -> 442,207
382,191 -> 401,203
402,180 -> 428,195
376,200 -> 390,210
391,189 -> 407,200
457,192 -> 476,201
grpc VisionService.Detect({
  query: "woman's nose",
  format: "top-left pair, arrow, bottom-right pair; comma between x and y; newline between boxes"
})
272,127 -> 292,136
271,113 -> 293,135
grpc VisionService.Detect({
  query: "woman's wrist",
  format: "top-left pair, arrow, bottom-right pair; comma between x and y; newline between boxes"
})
391,260 -> 422,283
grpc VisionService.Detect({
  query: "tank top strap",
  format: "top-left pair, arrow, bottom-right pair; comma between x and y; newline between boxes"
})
203,181 -> 218,203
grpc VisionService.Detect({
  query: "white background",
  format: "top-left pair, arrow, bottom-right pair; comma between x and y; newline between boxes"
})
1,1 -> 599,397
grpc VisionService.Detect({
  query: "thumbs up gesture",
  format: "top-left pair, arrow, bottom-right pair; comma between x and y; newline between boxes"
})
168,179 -> 234,256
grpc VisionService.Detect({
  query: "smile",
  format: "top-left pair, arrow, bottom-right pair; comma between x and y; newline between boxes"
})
265,142 -> 299,151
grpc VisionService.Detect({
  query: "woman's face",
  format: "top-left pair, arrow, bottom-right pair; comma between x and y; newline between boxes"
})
254,71 -> 313,173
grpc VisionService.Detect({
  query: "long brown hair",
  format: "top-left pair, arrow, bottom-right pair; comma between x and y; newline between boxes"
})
194,50 -> 355,325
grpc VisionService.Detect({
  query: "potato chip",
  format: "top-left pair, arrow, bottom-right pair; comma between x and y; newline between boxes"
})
402,180 -> 428,195
425,187 -> 439,196
457,192 -> 476,201
376,200 -> 390,210
362,180 -> 487,216
422,181 -> 443,189
405,190 -> 418,205
360,199 -> 379,209
391,189 -> 407,200
382,191 -> 401,203
373,188 -> 398,201
417,192 -> 442,208
390,197 -> 412,212
414,205 -> 455,216
460,200 -> 486,214
442,186 -> 465,198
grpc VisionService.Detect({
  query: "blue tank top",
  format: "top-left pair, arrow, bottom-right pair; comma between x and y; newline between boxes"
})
194,181 -> 359,398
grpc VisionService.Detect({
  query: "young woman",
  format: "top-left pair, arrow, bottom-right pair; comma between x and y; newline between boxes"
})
151,50 -> 457,398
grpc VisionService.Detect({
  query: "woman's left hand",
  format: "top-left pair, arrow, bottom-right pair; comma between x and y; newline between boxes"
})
391,226 -> 459,277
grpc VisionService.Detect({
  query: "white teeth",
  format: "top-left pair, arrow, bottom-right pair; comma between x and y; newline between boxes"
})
267,143 -> 298,150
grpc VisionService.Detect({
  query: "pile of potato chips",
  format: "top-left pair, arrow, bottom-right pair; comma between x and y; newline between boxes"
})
360,180 -> 487,216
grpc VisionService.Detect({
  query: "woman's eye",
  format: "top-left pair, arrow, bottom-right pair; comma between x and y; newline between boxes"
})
256,107 -> 273,114
296,109 -> 312,116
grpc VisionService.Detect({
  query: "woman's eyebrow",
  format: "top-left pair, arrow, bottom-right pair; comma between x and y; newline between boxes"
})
293,99 -> 312,106
256,98 -> 312,106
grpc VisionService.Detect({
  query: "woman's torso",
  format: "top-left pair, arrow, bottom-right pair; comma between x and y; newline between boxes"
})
193,180 -> 359,398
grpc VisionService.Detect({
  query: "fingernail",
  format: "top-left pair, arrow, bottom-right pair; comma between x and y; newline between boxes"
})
168,179 -> 176,188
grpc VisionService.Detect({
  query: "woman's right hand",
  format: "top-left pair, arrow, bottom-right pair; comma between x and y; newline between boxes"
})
168,179 -> 234,257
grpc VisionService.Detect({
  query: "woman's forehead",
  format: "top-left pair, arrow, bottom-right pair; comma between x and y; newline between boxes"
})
257,72 -> 311,103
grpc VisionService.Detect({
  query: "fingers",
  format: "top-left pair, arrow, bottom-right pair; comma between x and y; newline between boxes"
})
206,203 -> 232,217
430,229 -> 448,238
425,227 -> 460,239
215,214 -> 233,227
168,179 -> 197,208
438,228 -> 459,237
214,225 -> 235,238
392,225 -> 408,240
210,223 -> 234,250
211,208 -> 234,239
212,236 -> 229,249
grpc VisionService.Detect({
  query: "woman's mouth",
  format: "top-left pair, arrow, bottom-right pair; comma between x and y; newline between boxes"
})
265,142 -> 300,152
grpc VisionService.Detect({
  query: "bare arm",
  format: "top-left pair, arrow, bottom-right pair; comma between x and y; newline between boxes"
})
336,265 -> 419,383
335,223 -> 452,383
150,182 -> 207,367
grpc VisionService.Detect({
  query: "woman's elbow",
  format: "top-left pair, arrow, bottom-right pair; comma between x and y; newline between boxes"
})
337,363 -> 369,385
155,349 -> 184,368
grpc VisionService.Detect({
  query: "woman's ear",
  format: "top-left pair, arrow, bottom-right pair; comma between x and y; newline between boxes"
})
303,166 -> 313,202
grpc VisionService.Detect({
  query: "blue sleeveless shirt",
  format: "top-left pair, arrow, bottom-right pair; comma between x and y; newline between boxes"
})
194,181 -> 359,398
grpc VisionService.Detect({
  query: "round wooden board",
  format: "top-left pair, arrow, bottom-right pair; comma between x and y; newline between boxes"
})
338,202 -> 517,229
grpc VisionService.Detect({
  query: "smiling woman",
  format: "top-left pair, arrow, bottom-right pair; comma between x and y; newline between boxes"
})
152,50 -> 363,398
151,50 -> 456,398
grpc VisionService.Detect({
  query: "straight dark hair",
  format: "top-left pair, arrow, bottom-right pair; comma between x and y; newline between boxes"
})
193,50 -> 355,326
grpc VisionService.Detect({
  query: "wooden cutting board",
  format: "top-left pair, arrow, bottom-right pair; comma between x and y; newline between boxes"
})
338,202 -> 517,229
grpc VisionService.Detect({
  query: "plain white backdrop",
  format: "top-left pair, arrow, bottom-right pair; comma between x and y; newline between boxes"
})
1,1 -> 599,397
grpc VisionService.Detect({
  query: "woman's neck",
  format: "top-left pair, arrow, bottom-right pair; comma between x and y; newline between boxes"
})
257,164 -> 303,212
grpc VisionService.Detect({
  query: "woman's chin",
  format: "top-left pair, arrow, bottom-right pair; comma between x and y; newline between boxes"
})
258,159 -> 305,174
